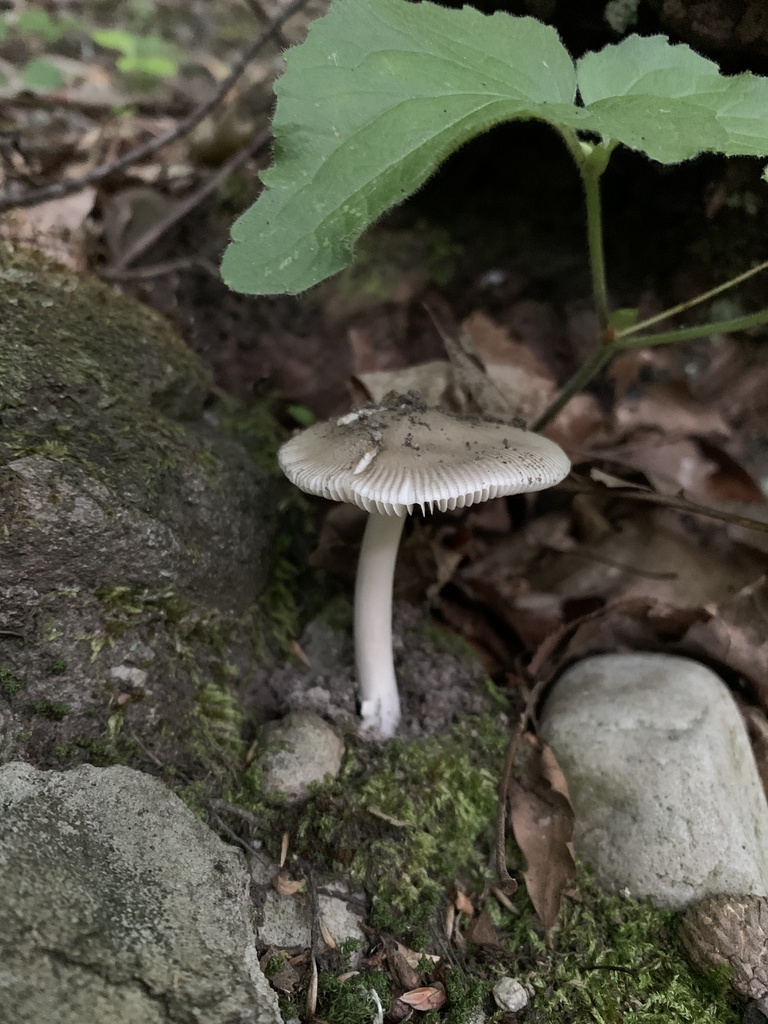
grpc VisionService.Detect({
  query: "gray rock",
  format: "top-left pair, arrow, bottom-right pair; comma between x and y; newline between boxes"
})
0,761 -> 282,1024
252,859 -> 366,953
259,712 -> 345,800
541,653 -> 768,908
0,245 -> 280,770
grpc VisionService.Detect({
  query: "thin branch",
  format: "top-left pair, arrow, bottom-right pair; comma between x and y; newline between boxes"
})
615,255 -> 768,340
0,0 -> 311,211
495,711 -> 524,895
242,0 -> 293,48
564,471 -> 768,535
98,256 -> 221,282
101,129 -> 270,275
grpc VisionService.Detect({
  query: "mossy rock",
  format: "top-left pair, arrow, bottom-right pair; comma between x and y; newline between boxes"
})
0,245 -> 283,777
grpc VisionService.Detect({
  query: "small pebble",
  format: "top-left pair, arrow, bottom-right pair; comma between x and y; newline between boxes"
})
492,977 -> 528,1013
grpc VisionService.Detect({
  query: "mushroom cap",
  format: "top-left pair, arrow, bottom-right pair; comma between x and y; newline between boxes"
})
278,393 -> 570,516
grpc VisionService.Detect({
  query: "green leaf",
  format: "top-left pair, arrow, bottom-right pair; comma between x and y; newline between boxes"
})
286,403 -> 316,427
608,307 -> 638,333
22,57 -> 64,92
577,35 -> 768,161
221,0 -> 577,295
91,29 -> 178,78
221,0 -> 768,297
17,10 -> 67,43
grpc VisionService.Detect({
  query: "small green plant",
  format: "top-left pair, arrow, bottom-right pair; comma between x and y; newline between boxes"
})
91,29 -> 178,78
221,0 -> 768,419
0,10 -> 178,93
30,699 -> 70,721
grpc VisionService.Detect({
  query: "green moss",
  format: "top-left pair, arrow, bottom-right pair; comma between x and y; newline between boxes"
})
30,699 -> 69,721
255,525 -> 301,654
419,619 -> 481,662
234,705 -> 738,1024
0,244 -> 218,514
314,968 -> 391,1024
217,398 -> 286,476
0,664 -> 23,695
73,733 -> 125,766
288,717 -> 508,942
500,872 -> 740,1024
53,743 -> 73,760
194,681 -> 246,761
49,658 -> 67,675
441,970 -> 495,1024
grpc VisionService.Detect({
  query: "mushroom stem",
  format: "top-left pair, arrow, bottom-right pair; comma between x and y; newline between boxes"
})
354,510 -> 407,737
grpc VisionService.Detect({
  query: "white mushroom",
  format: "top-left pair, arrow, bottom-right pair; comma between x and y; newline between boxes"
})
278,393 -> 570,738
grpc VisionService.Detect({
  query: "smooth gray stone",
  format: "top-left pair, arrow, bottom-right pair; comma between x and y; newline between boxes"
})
540,652 -> 768,908
0,763 -> 283,1024
259,712 -> 344,801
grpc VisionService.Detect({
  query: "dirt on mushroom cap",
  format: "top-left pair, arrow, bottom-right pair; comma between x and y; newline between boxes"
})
278,392 -> 571,515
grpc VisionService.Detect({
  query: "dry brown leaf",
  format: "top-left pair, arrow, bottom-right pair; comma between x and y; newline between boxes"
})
0,189 -> 96,270
273,867 -> 305,896
399,985 -> 446,1011
318,916 -> 336,949
393,941 -> 440,970
306,955 -> 318,1019
465,310 -> 552,376
291,640 -> 310,666
102,186 -> 177,264
367,806 -> 413,828
355,361 -> 450,407
591,436 -> 766,506
528,595 -> 706,685
465,908 -> 501,947
388,945 -> 422,991
453,889 -> 475,917
739,703 -> 768,800
682,577 -> 768,710
426,307 -> 514,420
613,382 -> 730,438
505,737 -> 575,929
547,392 -> 604,449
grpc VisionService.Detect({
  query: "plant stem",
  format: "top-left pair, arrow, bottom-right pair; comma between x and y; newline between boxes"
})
615,307 -> 768,348
581,160 -> 610,330
554,130 -> 613,330
537,131 -> 768,432
532,345 -> 614,432
616,256 -> 768,340
533,306 -> 768,430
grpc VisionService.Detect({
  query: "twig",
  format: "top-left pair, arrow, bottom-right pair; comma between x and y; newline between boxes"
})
99,255 -> 221,282
101,129 -> 270,275
0,0 -> 311,211
495,711 -> 524,895
563,471 -> 768,535
242,0 -> 293,48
